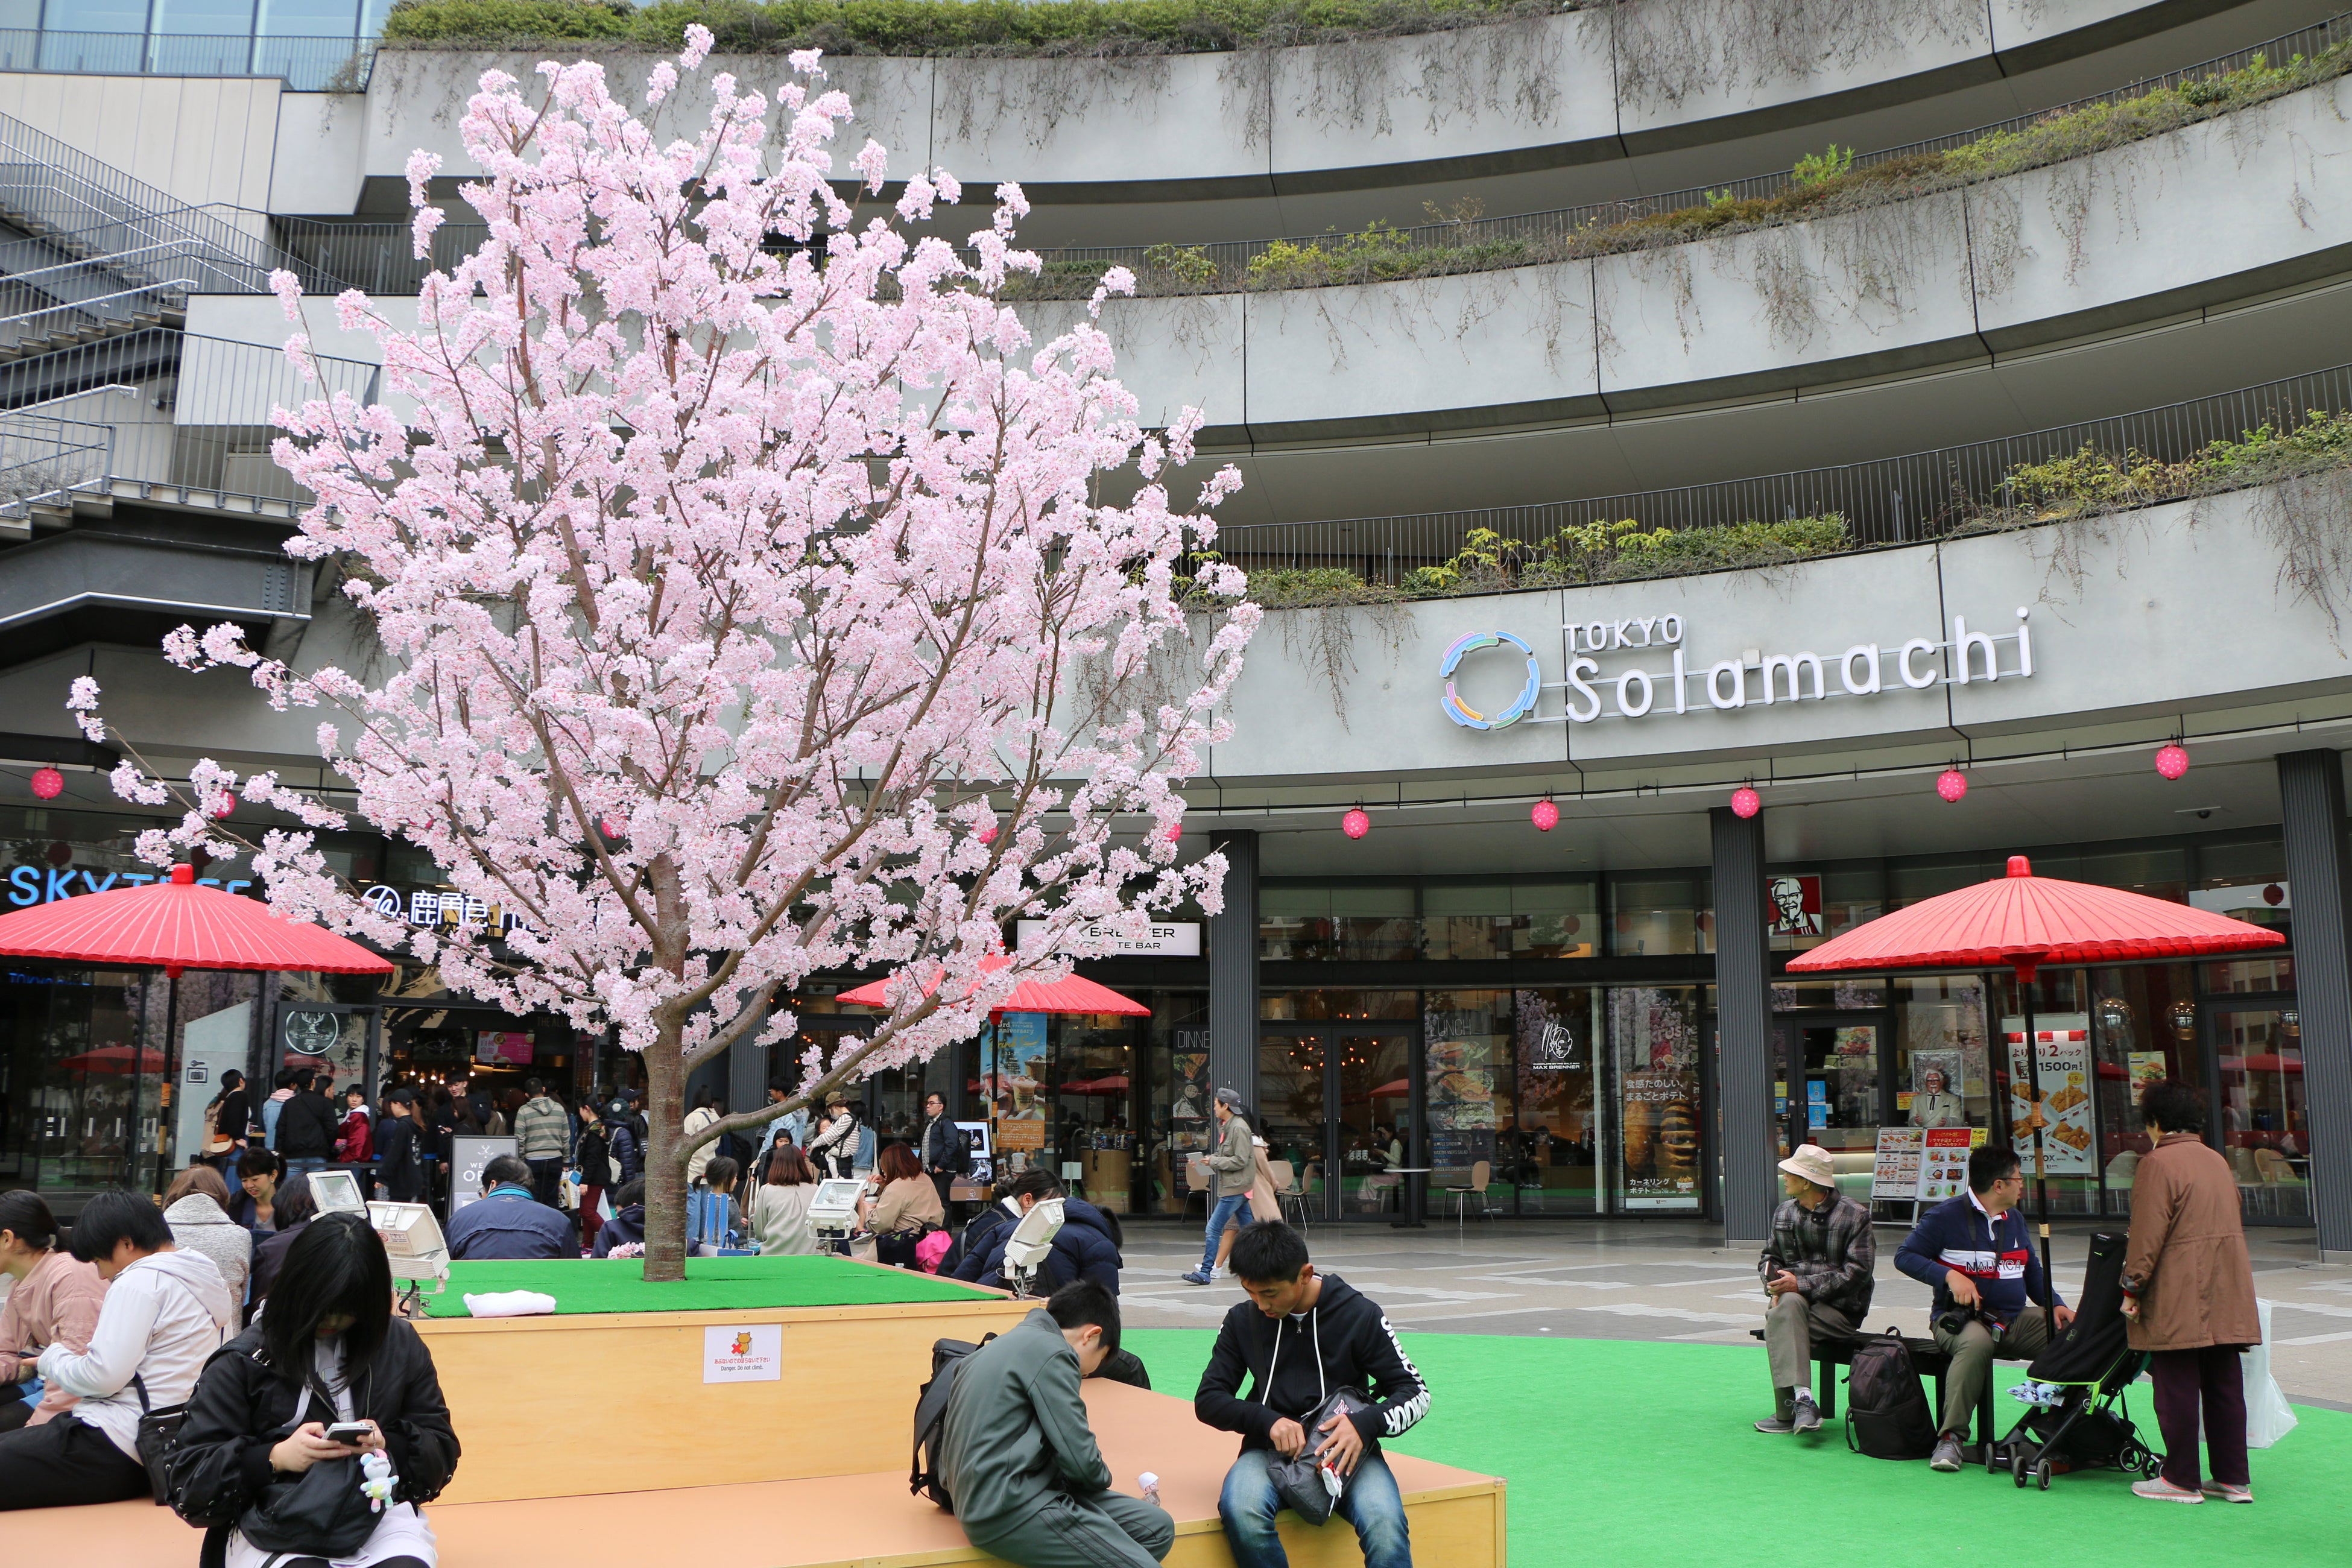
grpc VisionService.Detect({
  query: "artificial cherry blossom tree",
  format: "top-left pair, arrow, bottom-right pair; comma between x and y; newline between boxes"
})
71,31 -> 1257,1281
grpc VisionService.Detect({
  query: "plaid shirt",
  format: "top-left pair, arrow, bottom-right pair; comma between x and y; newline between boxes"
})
1759,1193 -> 1875,1321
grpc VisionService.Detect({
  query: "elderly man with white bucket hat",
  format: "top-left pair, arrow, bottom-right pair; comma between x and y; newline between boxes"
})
1755,1143 -> 1877,1435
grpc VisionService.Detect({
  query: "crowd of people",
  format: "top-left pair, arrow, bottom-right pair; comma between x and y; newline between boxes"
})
1753,1077 -> 2263,1504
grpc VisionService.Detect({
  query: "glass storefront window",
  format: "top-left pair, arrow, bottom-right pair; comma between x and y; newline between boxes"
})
1771,1019 -> 1883,1153
1145,996 -> 1210,1215
1772,979 -> 1885,1010
0,964 -> 159,1208
1610,875 -> 1711,956
1610,987 -> 1704,1209
1259,885 -> 1417,962
1423,991 -> 1509,1200
1261,990 -> 1418,1022
2088,966 -> 2198,1210
2079,846 -> 2188,903
1511,989 -> 1599,1214
2213,1005 -> 2310,1221
2204,956 -> 2294,993
1421,882 -> 1597,960
1895,976 -> 1993,1133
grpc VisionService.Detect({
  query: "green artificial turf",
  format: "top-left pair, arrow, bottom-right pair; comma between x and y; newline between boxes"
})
1122,1329 -> 2350,1565
423,1253 -> 998,1317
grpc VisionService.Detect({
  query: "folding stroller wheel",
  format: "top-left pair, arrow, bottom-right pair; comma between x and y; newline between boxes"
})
2012,1450 -> 2029,1488
2035,1458 -> 2053,1491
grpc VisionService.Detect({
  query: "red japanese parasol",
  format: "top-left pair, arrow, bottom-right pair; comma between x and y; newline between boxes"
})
57,1044 -> 167,1075
1789,854 -> 2282,1267
1786,855 -> 2282,981
835,953 -> 1148,1018
0,864 -> 393,978
0,864 -> 391,1190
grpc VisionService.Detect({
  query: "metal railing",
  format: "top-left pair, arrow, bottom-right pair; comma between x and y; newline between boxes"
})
1214,362 -> 2352,577
0,280 -> 194,355
274,218 -> 495,298
0,410 -> 112,516
0,113 -> 341,296
0,328 -> 377,506
0,29 -> 374,92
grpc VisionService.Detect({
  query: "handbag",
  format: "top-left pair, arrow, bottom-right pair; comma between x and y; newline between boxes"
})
127,1373 -> 188,1506
201,1100 -> 234,1159
236,1372 -> 383,1558
1264,1388 -> 1372,1526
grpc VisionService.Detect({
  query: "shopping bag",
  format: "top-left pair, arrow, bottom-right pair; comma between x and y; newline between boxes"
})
2242,1299 -> 2298,1449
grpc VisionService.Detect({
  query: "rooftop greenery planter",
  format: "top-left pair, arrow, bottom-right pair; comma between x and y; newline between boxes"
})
1215,411 -> 2352,608
381,0 -> 1560,55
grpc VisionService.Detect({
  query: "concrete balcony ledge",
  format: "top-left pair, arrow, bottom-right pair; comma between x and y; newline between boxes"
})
355,0 -> 2259,204
991,74 -> 2352,446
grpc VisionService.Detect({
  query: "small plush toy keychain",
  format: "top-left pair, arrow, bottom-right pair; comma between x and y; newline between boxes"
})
360,1448 -> 400,1513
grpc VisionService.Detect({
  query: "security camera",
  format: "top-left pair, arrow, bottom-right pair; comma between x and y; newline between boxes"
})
2196,809 -> 2212,820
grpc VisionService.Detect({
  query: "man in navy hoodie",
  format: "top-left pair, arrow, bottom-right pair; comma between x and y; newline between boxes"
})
1896,1142 -> 2075,1471
1197,1223 -> 1427,1568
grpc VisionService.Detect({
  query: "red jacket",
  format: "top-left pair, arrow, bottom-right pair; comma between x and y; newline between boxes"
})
335,1107 -> 375,1163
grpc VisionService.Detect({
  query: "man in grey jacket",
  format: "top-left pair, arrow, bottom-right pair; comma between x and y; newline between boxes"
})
1754,1143 -> 1874,1436
1183,1088 -> 1253,1286
938,1281 -> 1172,1568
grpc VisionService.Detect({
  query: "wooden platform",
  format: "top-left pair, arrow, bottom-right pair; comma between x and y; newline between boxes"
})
418,1282 -> 1035,1502
14,1381 -> 1506,1567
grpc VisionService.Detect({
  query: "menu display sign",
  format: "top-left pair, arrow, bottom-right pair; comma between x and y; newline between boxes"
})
1870,1128 -> 1923,1200
1918,1127 -> 1981,1201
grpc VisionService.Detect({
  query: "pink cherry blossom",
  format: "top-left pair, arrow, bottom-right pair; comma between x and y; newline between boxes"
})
74,42 -> 1257,1282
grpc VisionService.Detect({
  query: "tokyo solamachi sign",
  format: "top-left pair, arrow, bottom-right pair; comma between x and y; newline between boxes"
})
1441,607 -> 2036,727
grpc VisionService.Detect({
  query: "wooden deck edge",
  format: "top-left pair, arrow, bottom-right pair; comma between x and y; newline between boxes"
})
416,1295 -> 1025,1332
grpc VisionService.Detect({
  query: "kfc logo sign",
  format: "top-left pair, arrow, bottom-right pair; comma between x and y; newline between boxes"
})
1768,874 -> 1824,938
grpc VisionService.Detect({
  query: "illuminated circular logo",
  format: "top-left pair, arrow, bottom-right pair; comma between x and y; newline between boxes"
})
1439,631 -> 1541,730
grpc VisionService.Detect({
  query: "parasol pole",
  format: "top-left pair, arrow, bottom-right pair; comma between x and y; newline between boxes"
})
2015,958 -> 2053,1286
154,964 -> 182,1195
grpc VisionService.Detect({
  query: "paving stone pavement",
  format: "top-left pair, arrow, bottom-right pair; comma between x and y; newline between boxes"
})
1114,1217 -> 2352,1408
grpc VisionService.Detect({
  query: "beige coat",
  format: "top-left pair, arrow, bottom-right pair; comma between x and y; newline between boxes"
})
2122,1133 -> 2261,1351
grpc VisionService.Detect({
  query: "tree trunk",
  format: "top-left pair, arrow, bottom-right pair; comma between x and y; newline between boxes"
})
640,1016 -> 689,1283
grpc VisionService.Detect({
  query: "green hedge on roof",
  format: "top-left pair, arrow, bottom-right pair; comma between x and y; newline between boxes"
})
380,0 -> 1561,56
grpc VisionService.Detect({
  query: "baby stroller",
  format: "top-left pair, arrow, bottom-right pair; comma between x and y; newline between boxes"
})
1994,1231 -> 2161,1490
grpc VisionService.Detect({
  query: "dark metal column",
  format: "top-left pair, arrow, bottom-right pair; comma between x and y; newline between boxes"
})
2277,750 -> 2352,1260
1207,829 -> 1262,1112
1712,805 -> 1775,1246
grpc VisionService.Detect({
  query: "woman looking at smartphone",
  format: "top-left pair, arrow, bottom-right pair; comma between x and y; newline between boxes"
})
168,1213 -> 460,1568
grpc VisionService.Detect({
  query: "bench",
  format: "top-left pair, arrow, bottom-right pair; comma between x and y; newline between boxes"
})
4,1380 -> 1506,1568
1748,1328 -> 1998,1454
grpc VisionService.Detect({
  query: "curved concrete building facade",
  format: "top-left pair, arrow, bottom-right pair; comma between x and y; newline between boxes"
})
0,0 -> 2348,1262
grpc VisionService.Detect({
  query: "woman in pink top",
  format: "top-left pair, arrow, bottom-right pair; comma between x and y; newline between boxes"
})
0,1192 -> 106,1430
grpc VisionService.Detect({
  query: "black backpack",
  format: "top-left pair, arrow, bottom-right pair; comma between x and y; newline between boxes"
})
911,1334 -> 994,1511
1843,1330 -> 1938,1461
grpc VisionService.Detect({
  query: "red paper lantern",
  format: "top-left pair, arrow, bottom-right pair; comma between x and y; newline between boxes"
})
28,766 -> 63,800
2154,742 -> 2189,781
598,814 -> 628,841
1341,808 -> 1371,840
209,790 -> 236,820
1729,786 -> 1760,820
2263,884 -> 2285,906
976,821 -> 998,846
1162,821 -> 1183,844
1531,799 -> 1560,832
1936,769 -> 1968,803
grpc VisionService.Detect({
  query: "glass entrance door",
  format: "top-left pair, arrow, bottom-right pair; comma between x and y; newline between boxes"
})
1259,1026 -> 1417,1222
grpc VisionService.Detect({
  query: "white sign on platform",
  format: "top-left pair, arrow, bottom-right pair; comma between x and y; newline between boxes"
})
703,1324 -> 784,1384
1016,919 -> 1201,956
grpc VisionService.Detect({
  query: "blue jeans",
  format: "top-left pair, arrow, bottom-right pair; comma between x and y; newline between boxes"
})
285,1156 -> 328,1181
1198,1192 -> 1248,1274
1218,1447 -> 1412,1568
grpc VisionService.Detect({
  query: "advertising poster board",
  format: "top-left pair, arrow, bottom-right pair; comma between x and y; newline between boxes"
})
956,1121 -> 994,1186
2004,1018 -> 2094,1174
1614,989 -> 1701,1210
